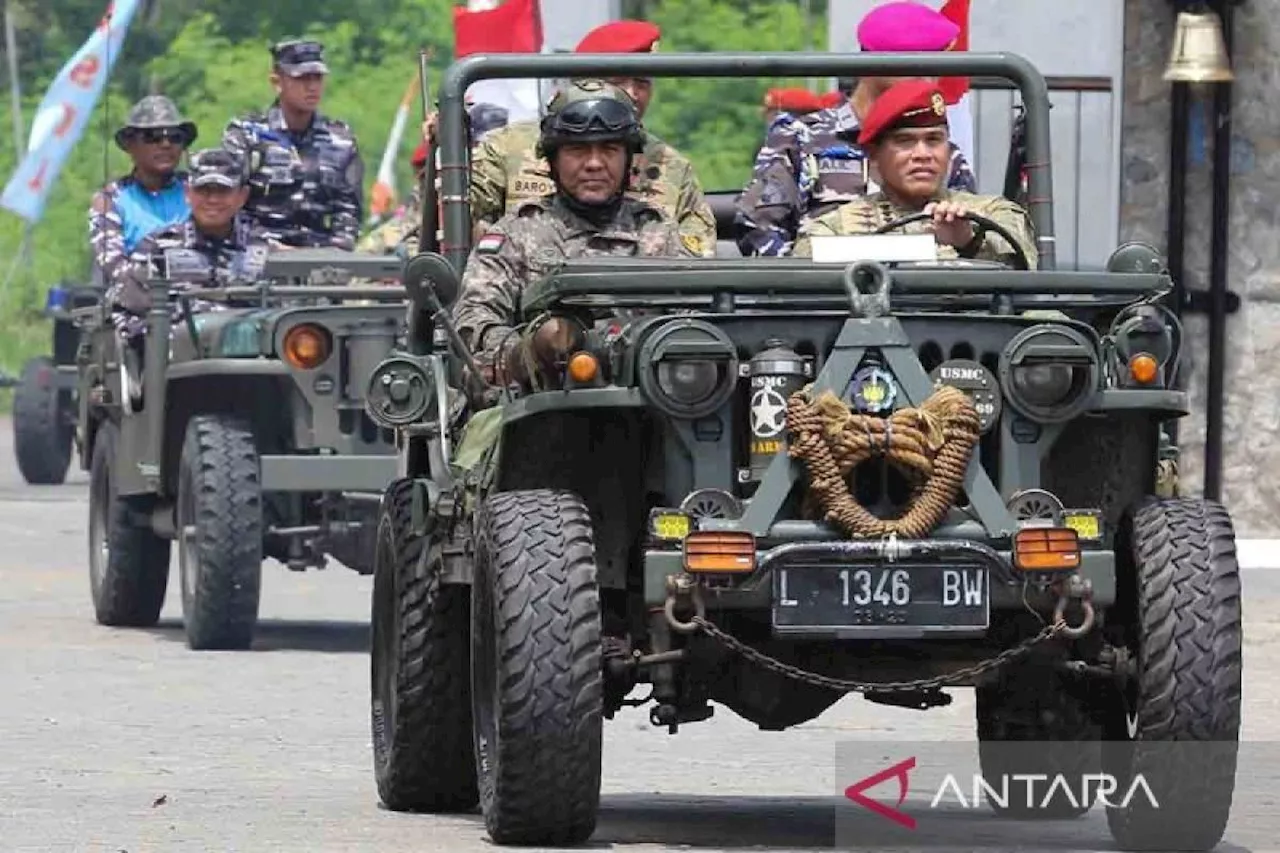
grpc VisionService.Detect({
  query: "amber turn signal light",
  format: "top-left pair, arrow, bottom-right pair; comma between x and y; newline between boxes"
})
1013,527 -> 1081,571
567,351 -> 599,383
683,531 -> 756,573
1129,352 -> 1159,384
282,323 -> 331,370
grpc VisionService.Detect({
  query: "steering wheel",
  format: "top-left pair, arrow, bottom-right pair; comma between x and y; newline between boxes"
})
871,210 -> 1033,272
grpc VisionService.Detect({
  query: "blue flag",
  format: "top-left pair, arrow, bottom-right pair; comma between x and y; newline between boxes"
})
0,0 -> 143,224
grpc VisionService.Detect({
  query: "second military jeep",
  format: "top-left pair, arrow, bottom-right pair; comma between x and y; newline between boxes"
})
10,281 -> 101,485
77,249 -> 406,650
367,52 -> 1242,851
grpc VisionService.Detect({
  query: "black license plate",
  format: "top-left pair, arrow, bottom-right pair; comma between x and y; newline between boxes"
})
771,564 -> 990,638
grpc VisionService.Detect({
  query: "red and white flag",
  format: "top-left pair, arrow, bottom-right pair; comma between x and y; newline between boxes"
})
937,0 -> 975,165
453,0 -> 544,124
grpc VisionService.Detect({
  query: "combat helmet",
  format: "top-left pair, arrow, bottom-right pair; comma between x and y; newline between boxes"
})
536,78 -> 644,160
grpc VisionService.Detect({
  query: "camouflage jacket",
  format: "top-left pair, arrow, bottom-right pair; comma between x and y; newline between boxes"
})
88,172 -> 191,290
222,104 -> 364,250
469,120 -> 717,258
790,189 -> 1038,269
734,102 -> 977,257
108,213 -> 269,337
452,194 -> 694,367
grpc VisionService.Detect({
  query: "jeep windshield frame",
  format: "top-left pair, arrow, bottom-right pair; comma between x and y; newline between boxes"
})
518,257 -> 1170,318
435,51 -> 1055,272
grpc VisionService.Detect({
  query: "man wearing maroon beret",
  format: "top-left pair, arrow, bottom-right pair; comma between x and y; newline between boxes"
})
762,88 -> 826,126
468,20 -> 716,257
733,0 -> 976,258
791,79 -> 1036,268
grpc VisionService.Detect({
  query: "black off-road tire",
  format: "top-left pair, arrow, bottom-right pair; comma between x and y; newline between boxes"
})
1103,497 -> 1242,852
13,356 -> 73,485
471,489 -> 603,846
177,415 -> 263,651
88,420 -> 170,626
976,663 -> 1100,819
371,478 -> 477,812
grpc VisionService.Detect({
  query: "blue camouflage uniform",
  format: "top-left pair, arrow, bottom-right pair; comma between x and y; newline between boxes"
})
88,95 -> 197,289
109,148 -> 270,340
221,40 -> 364,250
733,100 -> 976,257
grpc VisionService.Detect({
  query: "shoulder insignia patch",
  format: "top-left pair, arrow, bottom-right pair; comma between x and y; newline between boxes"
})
475,232 -> 506,254
681,233 -> 708,256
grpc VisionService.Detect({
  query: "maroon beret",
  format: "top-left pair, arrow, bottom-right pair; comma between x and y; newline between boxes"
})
857,79 -> 949,146
575,20 -> 661,54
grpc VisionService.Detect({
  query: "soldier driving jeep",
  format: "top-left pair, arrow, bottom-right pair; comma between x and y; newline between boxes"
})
451,78 -> 697,389
791,79 -> 1038,267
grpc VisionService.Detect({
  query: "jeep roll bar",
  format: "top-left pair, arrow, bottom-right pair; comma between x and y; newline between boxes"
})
436,52 -> 1056,271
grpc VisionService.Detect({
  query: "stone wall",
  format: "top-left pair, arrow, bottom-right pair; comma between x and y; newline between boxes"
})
1120,0 -> 1280,535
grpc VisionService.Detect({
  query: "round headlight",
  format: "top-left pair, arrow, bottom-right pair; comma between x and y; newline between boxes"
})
998,324 -> 1100,423
636,319 -> 740,420
1011,363 -> 1076,406
657,360 -> 720,406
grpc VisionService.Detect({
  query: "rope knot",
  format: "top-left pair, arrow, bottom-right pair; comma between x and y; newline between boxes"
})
784,383 -> 982,539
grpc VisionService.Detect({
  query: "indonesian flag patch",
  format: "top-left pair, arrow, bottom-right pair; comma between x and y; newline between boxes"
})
475,232 -> 506,254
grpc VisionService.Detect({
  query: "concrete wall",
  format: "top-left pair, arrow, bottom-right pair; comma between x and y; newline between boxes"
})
1121,0 -> 1280,535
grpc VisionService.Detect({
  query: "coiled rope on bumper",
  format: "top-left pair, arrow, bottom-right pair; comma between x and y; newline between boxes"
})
785,384 -> 982,539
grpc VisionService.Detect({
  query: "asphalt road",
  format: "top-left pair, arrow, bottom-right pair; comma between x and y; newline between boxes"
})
1,415 -> 1277,853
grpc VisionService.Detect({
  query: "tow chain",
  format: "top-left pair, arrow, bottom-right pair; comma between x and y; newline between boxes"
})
684,614 -> 1067,695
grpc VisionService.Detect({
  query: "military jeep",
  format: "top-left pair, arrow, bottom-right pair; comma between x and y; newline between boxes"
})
367,52 -> 1242,851
10,281 -> 101,485
77,249 -> 406,651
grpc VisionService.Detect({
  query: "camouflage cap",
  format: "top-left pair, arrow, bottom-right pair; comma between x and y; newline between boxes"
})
114,95 -> 197,150
271,39 -> 329,76
188,147 -> 248,189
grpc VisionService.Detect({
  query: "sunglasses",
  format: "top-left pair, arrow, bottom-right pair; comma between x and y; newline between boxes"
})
134,128 -> 188,146
555,98 -> 635,134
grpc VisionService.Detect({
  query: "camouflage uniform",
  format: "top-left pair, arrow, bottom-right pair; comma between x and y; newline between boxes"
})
357,185 -> 422,257
89,95 -> 198,290
109,149 -> 270,339
469,120 -> 717,258
453,195 -> 694,369
221,41 -> 363,249
790,189 -> 1038,269
733,102 -> 977,257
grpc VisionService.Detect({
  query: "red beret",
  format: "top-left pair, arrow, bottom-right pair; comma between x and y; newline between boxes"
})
818,90 -> 846,109
575,20 -> 661,54
411,140 -> 428,174
857,79 -> 949,146
763,87 -> 824,114
857,1 -> 960,52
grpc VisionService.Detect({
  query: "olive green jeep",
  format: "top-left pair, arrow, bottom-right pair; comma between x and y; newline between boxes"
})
367,51 -> 1241,851
77,249 -> 407,650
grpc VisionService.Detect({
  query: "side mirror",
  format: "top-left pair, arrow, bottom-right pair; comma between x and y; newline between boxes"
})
403,251 -> 461,311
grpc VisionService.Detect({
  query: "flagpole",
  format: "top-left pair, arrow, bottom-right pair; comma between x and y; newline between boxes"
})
2,1 -> 31,280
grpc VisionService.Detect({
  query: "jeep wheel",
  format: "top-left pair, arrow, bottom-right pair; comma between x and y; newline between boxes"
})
88,420 -> 170,626
471,489 -> 603,846
371,478 -> 477,812
176,415 -> 263,650
13,356 -> 73,485
1103,497 -> 1242,852
975,663 -> 1099,819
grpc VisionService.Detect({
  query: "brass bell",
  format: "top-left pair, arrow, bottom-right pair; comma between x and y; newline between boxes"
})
1164,10 -> 1235,83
